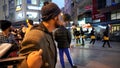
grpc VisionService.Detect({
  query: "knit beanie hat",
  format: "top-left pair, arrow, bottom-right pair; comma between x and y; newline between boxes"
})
41,2 -> 61,21
0,20 -> 12,31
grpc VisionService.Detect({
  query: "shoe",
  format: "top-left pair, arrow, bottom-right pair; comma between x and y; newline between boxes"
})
81,44 -> 84,46
72,65 -> 77,68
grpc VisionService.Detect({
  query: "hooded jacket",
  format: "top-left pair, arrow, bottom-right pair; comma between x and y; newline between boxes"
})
18,23 -> 57,68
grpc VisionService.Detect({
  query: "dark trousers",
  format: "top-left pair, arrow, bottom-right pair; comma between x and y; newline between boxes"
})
76,38 -> 80,44
59,48 -> 73,68
90,39 -> 95,45
102,40 -> 111,47
81,38 -> 84,45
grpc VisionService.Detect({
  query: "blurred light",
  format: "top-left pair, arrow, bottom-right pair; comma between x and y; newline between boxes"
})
17,13 -> 23,19
98,25 -> 106,29
26,19 -> 29,23
78,18 -> 85,26
26,12 -> 38,19
34,21 -> 39,24
16,5 -> 22,11
0,29 -> 2,32
27,6 -> 41,10
93,19 -> 100,23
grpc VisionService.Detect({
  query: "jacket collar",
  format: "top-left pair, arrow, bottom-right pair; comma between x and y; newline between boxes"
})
32,22 -> 52,35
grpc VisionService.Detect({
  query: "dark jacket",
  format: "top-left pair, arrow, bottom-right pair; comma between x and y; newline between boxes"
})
103,31 -> 109,37
0,33 -> 18,58
73,28 -> 80,36
18,23 -> 57,68
81,30 -> 84,36
54,26 -> 71,48
90,30 -> 94,35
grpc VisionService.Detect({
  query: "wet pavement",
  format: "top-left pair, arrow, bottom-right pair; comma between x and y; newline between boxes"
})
56,40 -> 120,68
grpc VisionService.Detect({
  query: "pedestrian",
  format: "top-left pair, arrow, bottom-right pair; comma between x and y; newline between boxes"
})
74,28 -> 81,45
24,19 -> 34,37
54,19 -> 77,68
89,27 -> 96,45
18,2 -> 62,68
0,20 -> 19,68
80,27 -> 85,46
102,28 -> 111,48
71,23 -> 76,40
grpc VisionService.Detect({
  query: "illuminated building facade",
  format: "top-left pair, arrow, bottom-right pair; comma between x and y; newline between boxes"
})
15,0 -> 51,24
0,0 -> 51,24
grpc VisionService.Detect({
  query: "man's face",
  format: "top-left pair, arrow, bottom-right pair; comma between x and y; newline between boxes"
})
8,26 -> 12,32
5,26 -> 12,35
54,13 -> 64,28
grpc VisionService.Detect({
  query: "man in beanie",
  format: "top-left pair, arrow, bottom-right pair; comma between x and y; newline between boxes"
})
18,2 -> 62,68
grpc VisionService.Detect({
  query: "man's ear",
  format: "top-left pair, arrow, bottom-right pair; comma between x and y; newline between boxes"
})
54,16 -> 58,21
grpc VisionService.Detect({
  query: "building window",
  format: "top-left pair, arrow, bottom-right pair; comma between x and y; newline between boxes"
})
27,0 -> 37,5
16,12 -> 23,20
111,13 -> 116,20
117,12 -> 120,19
111,12 -> 120,20
97,0 -> 106,9
16,0 -> 22,5
9,0 -> 15,11
106,0 -> 112,6
26,12 -> 38,19
39,1 -> 44,7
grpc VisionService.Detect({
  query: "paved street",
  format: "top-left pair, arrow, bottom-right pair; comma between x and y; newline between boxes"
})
56,40 -> 120,68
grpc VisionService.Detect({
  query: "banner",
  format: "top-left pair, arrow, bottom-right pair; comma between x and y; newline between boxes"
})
92,0 -> 106,21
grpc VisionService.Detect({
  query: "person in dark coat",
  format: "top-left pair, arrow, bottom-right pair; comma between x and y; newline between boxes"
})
102,27 -> 111,48
73,28 -> 81,44
89,27 -> 96,45
80,27 -> 85,46
54,21 -> 77,68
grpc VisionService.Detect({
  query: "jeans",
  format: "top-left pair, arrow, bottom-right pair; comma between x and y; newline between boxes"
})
59,48 -> 73,68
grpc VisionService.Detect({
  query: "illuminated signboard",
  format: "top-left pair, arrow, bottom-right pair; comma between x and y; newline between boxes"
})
26,11 -> 38,19
27,6 -> 41,10
16,0 -> 22,11
16,5 -> 22,11
27,0 -> 37,5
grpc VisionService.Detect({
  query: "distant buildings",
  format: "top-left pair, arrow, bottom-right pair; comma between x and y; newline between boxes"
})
0,0 -> 11,21
65,0 -> 120,41
64,0 -> 72,15
0,0 -> 51,24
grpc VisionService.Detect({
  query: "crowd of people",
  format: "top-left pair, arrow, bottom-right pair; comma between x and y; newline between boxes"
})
0,2 -> 77,68
71,24 -> 111,48
0,1 -> 112,68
